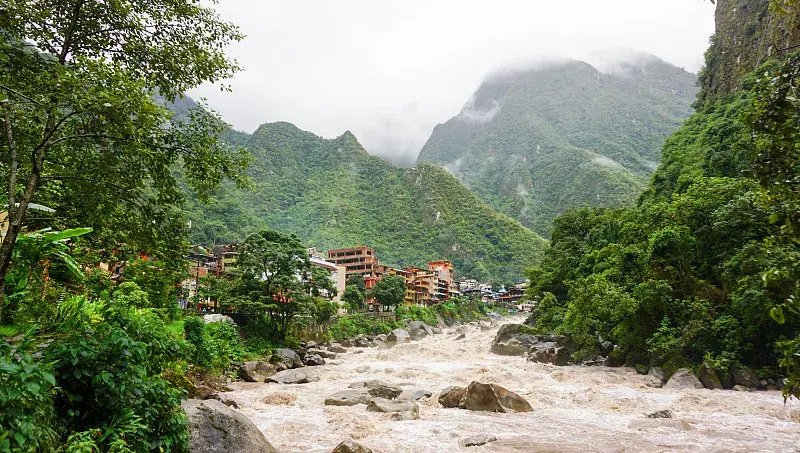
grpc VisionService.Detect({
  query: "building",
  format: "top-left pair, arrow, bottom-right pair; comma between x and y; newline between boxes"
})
326,246 -> 384,289
212,244 -> 239,275
309,256 -> 347,304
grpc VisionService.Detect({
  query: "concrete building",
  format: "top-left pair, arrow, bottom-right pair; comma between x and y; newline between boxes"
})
309,256 -> 347,304
326,246 -> 384,289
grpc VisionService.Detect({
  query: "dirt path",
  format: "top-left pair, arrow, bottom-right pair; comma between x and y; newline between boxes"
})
222,318 -> 800,452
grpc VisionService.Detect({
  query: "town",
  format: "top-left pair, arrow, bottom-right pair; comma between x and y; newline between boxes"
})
179,244 -> 528,312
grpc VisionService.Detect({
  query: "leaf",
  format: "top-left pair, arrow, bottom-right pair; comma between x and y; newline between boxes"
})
770,306 -> 786,325
41,227 -> 93,243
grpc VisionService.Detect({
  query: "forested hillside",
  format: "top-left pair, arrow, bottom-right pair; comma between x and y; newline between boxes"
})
184,122 -> 547,281
524,5 -> 800,397
417,54 -> 697,236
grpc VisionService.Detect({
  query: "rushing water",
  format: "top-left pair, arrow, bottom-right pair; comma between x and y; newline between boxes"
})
223,317 -> 800,452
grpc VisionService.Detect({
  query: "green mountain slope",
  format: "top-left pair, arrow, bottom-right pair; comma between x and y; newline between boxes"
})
184,122 -> 547,281
416,54 -> 698,236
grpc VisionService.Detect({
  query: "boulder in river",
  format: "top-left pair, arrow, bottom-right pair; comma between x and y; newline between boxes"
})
432,327 -> 443,335
267,368 -> 319,384
490,324 -> 539,356
308,348 -> 338,359
731,367 -> 759,389
527,346 -> 570,366
462,381 -> 533,413
239,361 -> 280,382
303,354 -> 326,366
454,333 -> 466,341
460,435 -> 497,447
646,409 -> 674,419
332,440 -> 372,453
732,384 -> 750,392
438,386 -> 466,408
635,364 -> 649,375
407,321 -> 435,340
182,399 -> 277,453
367,384 -> 402,400
366,397 -> 419,419
329,344 -> 347,353
698,362 -> 723,390
399,389 -> 432,401
324,390 -> 372,406
648,367 -> 666,383
664,368 -> 704,390
274,348 -> 304,369
386,329 -> 410,346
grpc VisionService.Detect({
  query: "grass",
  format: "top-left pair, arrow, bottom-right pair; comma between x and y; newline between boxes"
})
165,319 -> 185,338
0,324 -> 23,339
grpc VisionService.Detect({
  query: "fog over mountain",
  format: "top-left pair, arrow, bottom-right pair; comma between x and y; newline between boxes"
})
191,0 -> 715,165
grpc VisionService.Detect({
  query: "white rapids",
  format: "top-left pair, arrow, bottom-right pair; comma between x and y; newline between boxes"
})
222,318 -> 800,452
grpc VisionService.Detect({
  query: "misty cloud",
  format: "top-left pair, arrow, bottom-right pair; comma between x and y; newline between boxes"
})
191,0 -> 715,165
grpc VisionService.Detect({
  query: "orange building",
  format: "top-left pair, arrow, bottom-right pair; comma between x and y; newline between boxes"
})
326,246 -> 385,289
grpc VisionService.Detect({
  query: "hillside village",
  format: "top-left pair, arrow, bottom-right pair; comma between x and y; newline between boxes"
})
179,243 -> 527,312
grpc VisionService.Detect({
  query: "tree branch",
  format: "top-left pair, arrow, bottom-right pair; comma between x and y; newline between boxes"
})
2,100 -> 17,209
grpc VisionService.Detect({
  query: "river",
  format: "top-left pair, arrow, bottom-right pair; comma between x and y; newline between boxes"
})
223,317 -> 800,452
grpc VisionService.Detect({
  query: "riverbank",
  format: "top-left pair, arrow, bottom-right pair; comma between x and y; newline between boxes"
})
218,317 -> 800,452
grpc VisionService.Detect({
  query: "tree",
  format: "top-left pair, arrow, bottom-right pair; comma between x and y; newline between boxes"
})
235,230 -> 312,338
0,1 -> 246,307
310,266 -> 337,299
342,284 -> 365,312
121,257 -> 188,309
370,275 -> 406,311
347,275 -> 366,292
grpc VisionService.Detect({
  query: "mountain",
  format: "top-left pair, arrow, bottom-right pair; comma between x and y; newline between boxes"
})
416,54 -> 698,236
183,122 -> 547,282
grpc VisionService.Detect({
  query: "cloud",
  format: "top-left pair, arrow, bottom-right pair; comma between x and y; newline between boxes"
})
191,0 -> 715,165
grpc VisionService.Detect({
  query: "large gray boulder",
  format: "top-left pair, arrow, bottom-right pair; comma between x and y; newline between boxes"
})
328,344 -> 348,354
239,361 -> 280,382
438,386 -> 466,408
527,346 -> 570,366
731,367 -> 759,389
303,354 -> 326,366
461,435 -> 497,447
366,397 -> 419,419
462,381 -> 533,413
664,368 -> 704,390
274,348 -> 304,369
698,362 -> 723,390
332,440 -> 372,453
182,399 -> 277,453
324,390 -> 371,406
308,348 -> 337,359
267,368 -> 320,384
490,324 -> 539,356
406,321 -> 434,340
399,389 -> 432,401
385,329 -> 411,346
367,384 -> 402,400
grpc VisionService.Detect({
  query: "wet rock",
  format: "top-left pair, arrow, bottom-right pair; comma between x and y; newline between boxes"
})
759,379 -> 768,389
215,395 -> 239,409
406,321 -> 435,340
203,314 -> 235,324
190,384 -> 217,400
340,339 -> 353,347
455,333 -> 466,341
490,324 -> 539,356
635,364 -> 649,375
399,390 -> 432,401
648,367 -> 666,383
367,384 -> 402,400
329,344 -> 347,354
462,381 -> 533,413
366,397 -> 419,418
664,368 -> 704,390
324,390 -> 371,406
332,440 -> 372,453
303,354 -> 326,366
698,362 -> 723,390
460,435 -> 497,447
354,365 -> 369,373
266,368 -> 319,384
348,379 -> 387,389
354,335 -> 372,348
731,367 -> 759,389
438,386 -> 467,408
390,411 -> 420,421
386,329 -> 410,346
308,348 -> 337,359
239,361 -> 279,382
374,334 -> 388,343
732,384 -> 749,392
646,409 -> 674,419
182,399 -> 277,453
432,327 -> 443,335
527,346 -> 570,366
274,348 -> 304,369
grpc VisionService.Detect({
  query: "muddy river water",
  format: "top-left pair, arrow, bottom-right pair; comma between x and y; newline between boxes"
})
223,317 -> 800,452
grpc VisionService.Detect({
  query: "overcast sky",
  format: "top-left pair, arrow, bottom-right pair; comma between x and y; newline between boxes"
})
191,0 -> 716,165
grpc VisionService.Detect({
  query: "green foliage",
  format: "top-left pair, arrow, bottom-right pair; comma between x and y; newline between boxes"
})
328,314 -> 401,341
417,56 -> 697,236
203,321 -> 245,372
401,305 -> 438,327
121,258 -> 188,309
342,285 -> 365,312
184,124 -> 547,282
370,274 -> 406,310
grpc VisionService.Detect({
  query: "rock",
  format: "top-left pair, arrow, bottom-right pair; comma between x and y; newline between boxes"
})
354,335 -> 372,348
274,348 -> 304,369
462,381 -> 533,413
438,386 -> 466,408
731,367 -> 759,388
239,361 -> 279,382
303,354 -> 326,366
340,339 -> 353,347
308,348 -> 338,359
366,397 -> 419,415
460,435 -> 497,447
405,321 -> 434,340
664,368 -> 704,390
490,324 -> 539,356
698,362 -> 723,390
389,411 -> 419,421
354,365 -> 369,373
202,314 -> 235,324
216,395 -> 239,409
399,390 -> 432,401
182,399 -> 277,453
454,333 -> 466,340
374,334 -> 388,343
646,409 -> 674,419
527,346 -> 570,366
385,329 -> 411,346
329,344 -> 347,354
635,364 -> 649,375
266,368 -> 319,384
332,440 -> 373,453
305,341 -> 318,349
432,327 -> 443,335
732,384 -> 749,392
348,379 -> 387,389
324,390 -> 371,406
190,384 -> 217,400
367,384 -> 402,400
759,379 -> 768,389
648,367 -> 666,383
